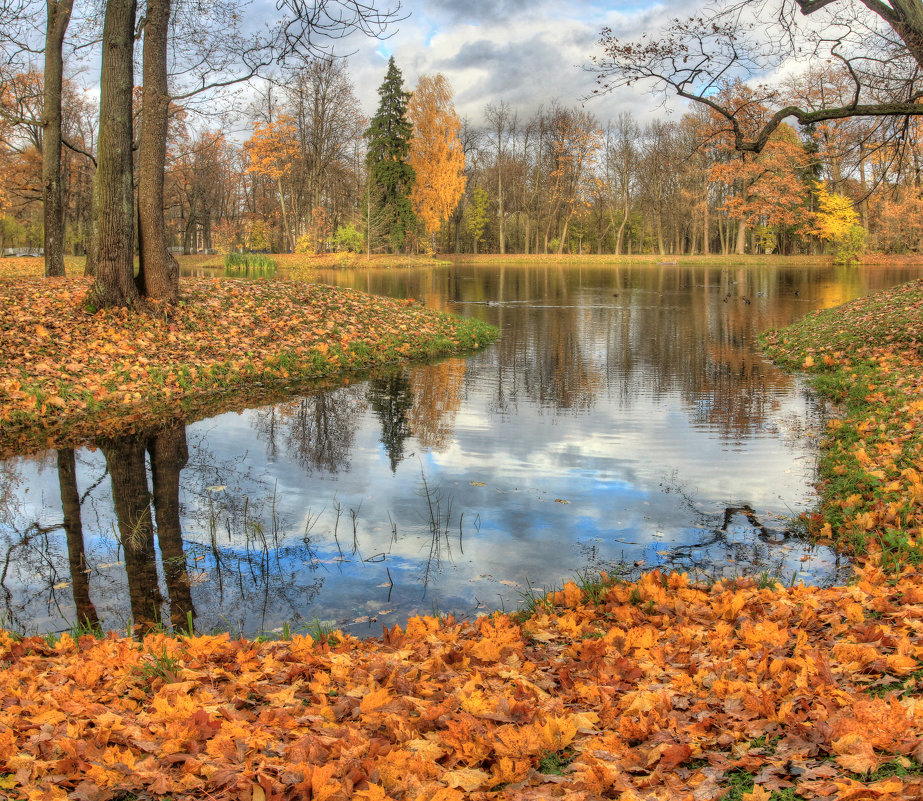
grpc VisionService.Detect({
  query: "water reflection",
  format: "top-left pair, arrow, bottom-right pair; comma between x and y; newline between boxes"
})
2,263 -> 920,636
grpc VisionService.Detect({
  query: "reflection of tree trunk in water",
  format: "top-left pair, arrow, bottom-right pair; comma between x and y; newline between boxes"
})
148,425 -> 194,630
102,437 -> 162,635
57,448 -> 99,628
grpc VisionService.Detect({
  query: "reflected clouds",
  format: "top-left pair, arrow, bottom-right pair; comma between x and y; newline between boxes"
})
1,263 -> 921,635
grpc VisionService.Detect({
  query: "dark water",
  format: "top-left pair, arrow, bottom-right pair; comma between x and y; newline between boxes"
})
2,262 -> 920,638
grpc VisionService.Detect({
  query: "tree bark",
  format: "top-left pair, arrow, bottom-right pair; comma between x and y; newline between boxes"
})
90,0 -> 138,308
137,0 -> 179,302
735,219 -> 747,255
703,182 -> 710,255
42,0 -> 74,279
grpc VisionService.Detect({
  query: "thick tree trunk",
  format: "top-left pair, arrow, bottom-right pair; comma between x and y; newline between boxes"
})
148,425 -> 194,630
137,0 -> 179,302
735,219 -> 747,255
43,0 -> 73,279
90,0 -> 138,308
58,448 -> 99,628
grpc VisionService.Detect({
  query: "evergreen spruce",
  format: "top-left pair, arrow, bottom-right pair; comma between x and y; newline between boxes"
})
365,57 -> 416,252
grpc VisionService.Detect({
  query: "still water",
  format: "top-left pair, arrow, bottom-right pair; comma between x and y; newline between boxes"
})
2,262 -> 920,637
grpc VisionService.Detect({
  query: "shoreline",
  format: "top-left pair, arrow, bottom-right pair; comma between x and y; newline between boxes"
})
0,275 -> 497,458
2,270 -> 923,799
760,278 -> 923,566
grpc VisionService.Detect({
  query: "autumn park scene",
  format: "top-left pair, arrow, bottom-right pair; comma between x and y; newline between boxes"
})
5,0 -> 923,798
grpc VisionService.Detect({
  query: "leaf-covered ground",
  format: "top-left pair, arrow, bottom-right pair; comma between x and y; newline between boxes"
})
4,272 -> 923,800
761,278 -> 923,567
2,565 -> 923,801
0,273 -> 496,456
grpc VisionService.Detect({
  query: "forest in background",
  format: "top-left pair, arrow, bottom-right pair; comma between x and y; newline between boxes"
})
2,50 -> 923,260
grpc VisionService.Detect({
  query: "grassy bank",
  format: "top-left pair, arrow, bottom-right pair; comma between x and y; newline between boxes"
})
760,279 -> 923,569
0,276 -> 497,457
2,565 -> 922,800
446,253 -> 839,267
179,253 -> 450,272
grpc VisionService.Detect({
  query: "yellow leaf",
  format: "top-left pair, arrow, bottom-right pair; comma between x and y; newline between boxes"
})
442,767 -> 489,792
833,733 -> 878,774
354,784 -> 389,801
742,787 -> 772,801
360,685 -> 391,714
886,653 -> 919,675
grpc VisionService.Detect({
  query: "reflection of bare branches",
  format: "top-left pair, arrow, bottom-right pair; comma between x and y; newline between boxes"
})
0,461 -> 23,527
253,385 -> 366,474
654,505 -> 848,587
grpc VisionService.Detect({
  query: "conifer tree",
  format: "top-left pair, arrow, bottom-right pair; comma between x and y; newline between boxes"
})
365,57 -> 415,252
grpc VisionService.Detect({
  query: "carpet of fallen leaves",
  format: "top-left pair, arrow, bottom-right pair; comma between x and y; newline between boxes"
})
0,274 -> 496,456
1,565 -> 923,801
761,278 -> 923,565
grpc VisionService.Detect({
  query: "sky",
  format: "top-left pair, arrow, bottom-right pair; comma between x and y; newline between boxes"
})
273,0 -> 698,125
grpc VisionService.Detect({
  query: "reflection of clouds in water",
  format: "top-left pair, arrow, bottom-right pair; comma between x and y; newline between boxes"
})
2,264 -> 922,635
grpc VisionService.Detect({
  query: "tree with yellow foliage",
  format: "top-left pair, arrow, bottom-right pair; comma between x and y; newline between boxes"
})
245,116 -> 300,251
810,185 -> 865,264
407,74 -> 466,247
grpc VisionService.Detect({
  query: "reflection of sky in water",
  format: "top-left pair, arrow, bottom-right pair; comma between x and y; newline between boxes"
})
0,263 -> 917,637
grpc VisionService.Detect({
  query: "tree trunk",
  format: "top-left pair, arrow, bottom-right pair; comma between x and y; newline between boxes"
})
58,448 -> 99,628
43,0 -> 74,279
558,210 -> 574,254
277,176 -> 292,252
148,425 -> 194,631
614,186 -> 630,256
498,163 -> 505,255
703,185 -> 710,256
90,0 -> 138,308
137,0 -> 179,303
735,219 -> 746,255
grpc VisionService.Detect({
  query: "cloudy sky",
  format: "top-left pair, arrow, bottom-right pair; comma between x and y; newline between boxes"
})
296,0 -> 698,125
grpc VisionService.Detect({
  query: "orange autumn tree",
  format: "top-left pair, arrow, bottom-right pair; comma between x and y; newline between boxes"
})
706,82 -> 812,254
245,115 -> 300,252
407,74 -> 466,249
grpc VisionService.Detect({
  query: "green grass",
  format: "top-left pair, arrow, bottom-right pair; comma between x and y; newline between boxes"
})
759,279 -> 923,568
721,769 -> 807,801
537,748 -> 575,775
223,253 -> 277,276
135,647 -> 182,685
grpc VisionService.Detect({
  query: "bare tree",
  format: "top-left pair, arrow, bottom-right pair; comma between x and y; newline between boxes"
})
592,0 -> 923,154
484,100 -> 516,255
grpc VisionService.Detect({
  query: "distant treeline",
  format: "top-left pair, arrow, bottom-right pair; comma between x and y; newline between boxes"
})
2,60 -> 921,259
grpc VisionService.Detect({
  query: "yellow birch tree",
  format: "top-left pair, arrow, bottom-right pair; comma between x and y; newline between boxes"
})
408,74 -> 466,244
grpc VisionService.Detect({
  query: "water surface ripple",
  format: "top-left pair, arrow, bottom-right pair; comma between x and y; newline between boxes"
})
2,262 -> 919,637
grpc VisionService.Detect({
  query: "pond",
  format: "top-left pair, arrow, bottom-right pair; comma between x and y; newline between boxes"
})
2,262 -> 920,638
